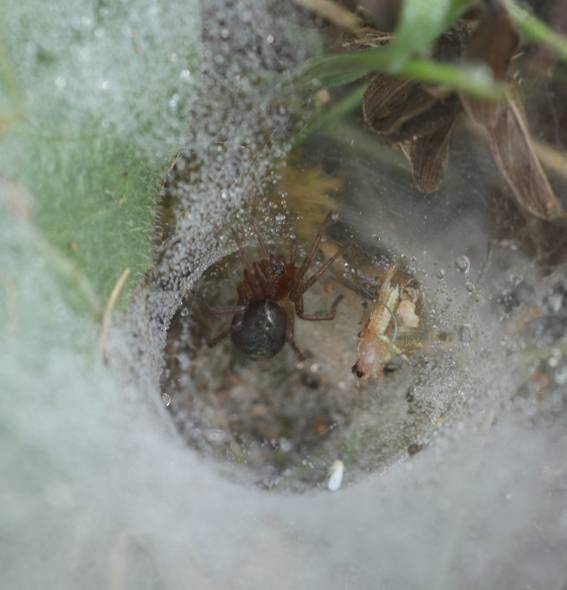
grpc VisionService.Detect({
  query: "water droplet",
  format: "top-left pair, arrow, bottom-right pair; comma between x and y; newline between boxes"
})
180,307 -> 189,317
554,364 -> 567,385
179,69 -> 191,81
280,439 -> 293,453
455,255 -> 470,273
465,280 -> 474,293
266,34 -> 275,44
169,93 -> 179,109
55,76 -> 66,89
547,348 -> 561,368
161,392 -> 172,407
458,324 -> 472,344
546,293 -> 563,314
206,429 -> 226,442
436,268 -> 446,279
178,354 -> 190,370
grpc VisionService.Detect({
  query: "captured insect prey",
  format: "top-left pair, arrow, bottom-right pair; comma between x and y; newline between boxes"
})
207,211 -> 344,360
353,265 -> 421,380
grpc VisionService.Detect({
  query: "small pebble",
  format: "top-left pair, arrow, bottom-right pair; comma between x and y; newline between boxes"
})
327,460 -> 344,492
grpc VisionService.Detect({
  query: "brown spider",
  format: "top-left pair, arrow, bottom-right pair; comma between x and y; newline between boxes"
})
207,212 -> 344,360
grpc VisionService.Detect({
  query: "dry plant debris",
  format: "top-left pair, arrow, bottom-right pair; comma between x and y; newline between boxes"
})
326,3 -> 567,220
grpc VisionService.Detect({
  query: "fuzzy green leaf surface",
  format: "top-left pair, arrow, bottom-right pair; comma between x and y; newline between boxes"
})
0,0 -> 198,312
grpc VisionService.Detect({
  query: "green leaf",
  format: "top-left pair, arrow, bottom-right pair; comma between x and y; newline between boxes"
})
0,0 -> 197,312
400,58 -> 502,98
298,49 -> 381,89
13,121 -> 162,312
391,0 -> 475,58
294,83 -> 369,146
504,0 -> 567,62
298,47 -> 503,99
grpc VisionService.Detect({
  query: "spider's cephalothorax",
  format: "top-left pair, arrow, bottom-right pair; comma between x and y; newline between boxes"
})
207,213 -> 344,360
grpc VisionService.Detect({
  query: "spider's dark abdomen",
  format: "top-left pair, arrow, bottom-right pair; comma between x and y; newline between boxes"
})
231,300 -> 287,359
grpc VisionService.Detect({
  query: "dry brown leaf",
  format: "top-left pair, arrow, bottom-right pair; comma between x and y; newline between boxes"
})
488,93 -> 567,220
361,28 -> 466,193
409,101 -> 458,193
460,6 -> 565,220
462,6 -> 519,128
364,77 -> 438,136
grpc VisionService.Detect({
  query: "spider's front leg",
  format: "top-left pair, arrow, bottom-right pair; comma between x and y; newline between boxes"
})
294,293 -> 344,321
284,303 -> 307,361
291,211 -> 337,291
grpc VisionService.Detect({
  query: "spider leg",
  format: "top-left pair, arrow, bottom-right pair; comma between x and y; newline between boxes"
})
199,293 -> 247,315
292,211 -> 336,290
206,304 -> 247,315
253,262 -> 270,292
231,228 -> 254,271
250,221 -> 279,297
251,219 -> 270,260
285,307 -> 306,361
232,229 -> 265,299
288,237 -> 298,266
207,325 -> 233,347
295,293 -> 344,321
296,250 -> 340,296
